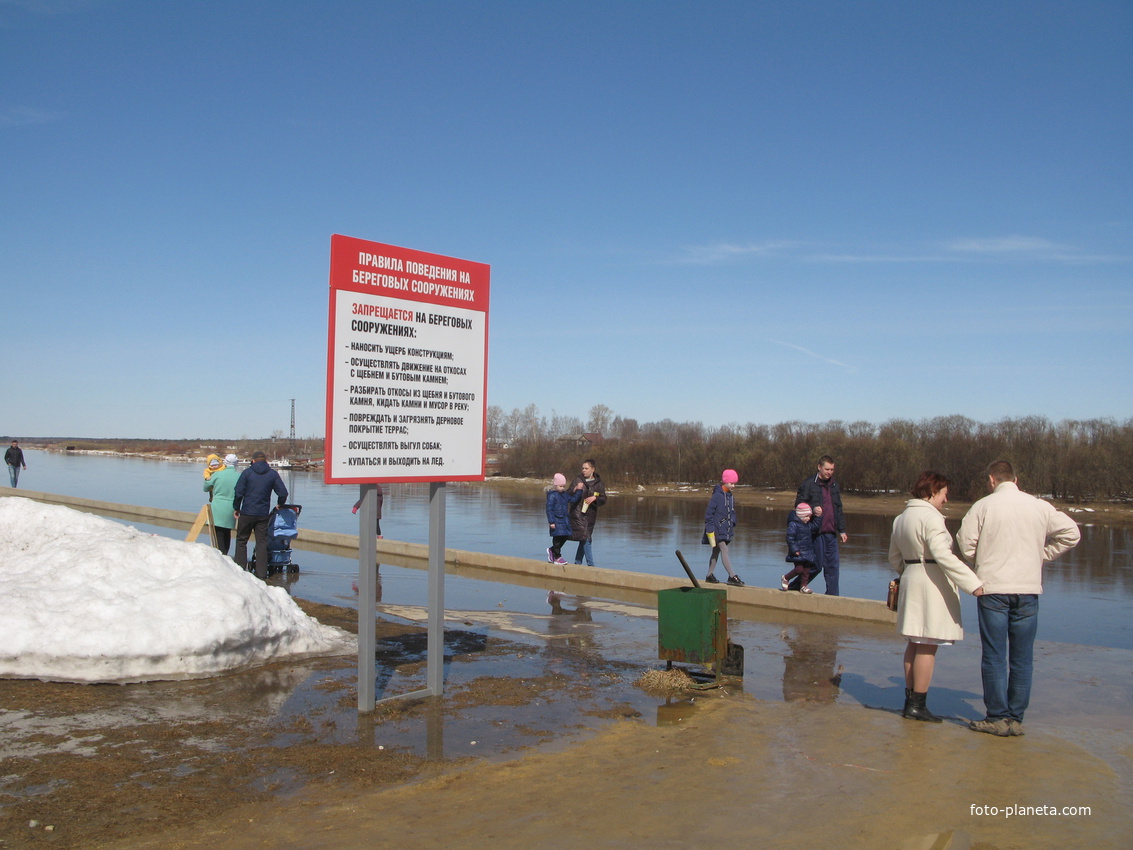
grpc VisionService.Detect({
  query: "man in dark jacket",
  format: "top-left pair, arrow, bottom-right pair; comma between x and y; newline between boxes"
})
792,455 -> 847,595
233,451 -> 288,578
5,440 -> 27,488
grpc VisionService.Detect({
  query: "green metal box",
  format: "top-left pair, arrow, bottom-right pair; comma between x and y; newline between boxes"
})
657,586 -> 728,665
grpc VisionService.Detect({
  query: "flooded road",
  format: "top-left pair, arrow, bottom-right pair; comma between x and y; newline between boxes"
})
16,448 -> 1133,649
5,455 -> 1132,849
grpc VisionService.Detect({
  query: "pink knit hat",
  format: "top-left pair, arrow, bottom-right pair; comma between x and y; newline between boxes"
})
796,502 -> 813,518
722,469 -> 739,484
553,473 -> 567,486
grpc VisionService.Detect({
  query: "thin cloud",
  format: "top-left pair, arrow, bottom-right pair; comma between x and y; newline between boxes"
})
672,236 -> 1126,266
806,252 -> 946,263
809,236 -> 1127,265
944,236 -> 1068,255
770,340 -> 858,373
942,236 -> 1128,264
673,241 -> 800,265
0,106 -> 62,128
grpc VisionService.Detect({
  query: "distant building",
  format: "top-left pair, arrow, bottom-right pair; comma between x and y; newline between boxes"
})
557,433 -> 605,448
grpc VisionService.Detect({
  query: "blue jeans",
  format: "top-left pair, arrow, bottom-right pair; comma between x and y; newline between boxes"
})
813,533 -> 840,595
573,538 -> 594,566
977,594 -> 1040,722
7,464 -> 19,488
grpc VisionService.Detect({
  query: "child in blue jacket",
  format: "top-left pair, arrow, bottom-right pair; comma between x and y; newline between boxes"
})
545,473 -> 582,565
703,468 -> 744,585
782,502 -> 820,594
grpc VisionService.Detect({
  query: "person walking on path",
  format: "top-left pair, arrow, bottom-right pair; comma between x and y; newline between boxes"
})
888,472 -> 983,723
703,468 -> 744,586
957,460 -> 1080,737
203,454 -> 240,556
793,455 -> 847,595
5,440 -> 26,488
569,459 -> 607,567
782,502 -> 820,594
233,451 -> 288,579
546,473 -> 582,565
352,483 -> 385,539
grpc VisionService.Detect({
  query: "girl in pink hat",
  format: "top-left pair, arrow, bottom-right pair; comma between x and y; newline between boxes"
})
545,473 -> 582,565
703,469 -> 744,585
782,502 -> 821,593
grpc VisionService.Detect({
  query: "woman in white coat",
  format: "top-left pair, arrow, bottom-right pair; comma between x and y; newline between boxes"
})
888,471 -> 983,722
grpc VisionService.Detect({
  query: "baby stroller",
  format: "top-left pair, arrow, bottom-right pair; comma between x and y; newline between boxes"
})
254,504 -> 302,576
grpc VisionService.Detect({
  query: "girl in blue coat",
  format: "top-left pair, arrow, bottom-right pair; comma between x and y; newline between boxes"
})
703,468 -> 744,585
782,502 -> 820,593
545,473 -> 582,565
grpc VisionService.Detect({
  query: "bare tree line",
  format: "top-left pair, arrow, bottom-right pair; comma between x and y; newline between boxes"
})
490,406 -> 1133,503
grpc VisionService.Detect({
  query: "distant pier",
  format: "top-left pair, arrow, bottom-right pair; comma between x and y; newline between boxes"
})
2,487 -> 895,625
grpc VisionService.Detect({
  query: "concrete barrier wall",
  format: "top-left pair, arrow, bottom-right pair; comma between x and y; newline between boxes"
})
3,488 -> 897,625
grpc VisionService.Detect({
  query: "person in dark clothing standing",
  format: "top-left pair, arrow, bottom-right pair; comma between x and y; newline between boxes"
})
792,455 -> 847,595
233,451 -> 288,579
569,459 -> 607,567
5,440 -> 27,488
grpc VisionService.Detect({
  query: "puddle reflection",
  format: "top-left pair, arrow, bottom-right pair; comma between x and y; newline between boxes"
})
780,626 -> 843,704
656,697 -> 699,726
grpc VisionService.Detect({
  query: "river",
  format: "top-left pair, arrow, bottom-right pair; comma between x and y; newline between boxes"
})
11,449 -> 1131,650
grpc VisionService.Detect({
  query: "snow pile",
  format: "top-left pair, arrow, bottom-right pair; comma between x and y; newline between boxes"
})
0,497 -> 355,683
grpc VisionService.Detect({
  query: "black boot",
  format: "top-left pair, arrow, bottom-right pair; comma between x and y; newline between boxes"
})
905,691 -> 943,723
902,687 -> 913,718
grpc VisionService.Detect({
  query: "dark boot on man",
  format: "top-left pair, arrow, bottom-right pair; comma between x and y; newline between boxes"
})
904,691 -> 942,723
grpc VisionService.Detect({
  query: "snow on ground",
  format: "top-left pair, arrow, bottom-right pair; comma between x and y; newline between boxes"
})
0,497 -> 355,684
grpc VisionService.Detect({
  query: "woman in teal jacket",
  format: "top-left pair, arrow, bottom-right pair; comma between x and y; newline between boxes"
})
203,455 -> 240,555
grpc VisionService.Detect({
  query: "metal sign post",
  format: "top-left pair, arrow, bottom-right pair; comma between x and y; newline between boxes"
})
356,483 -> 379,709
426,481 -> 445,695
325,235 -> 488,714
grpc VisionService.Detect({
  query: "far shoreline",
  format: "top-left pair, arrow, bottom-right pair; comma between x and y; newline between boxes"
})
32,445 -> 1133,526
481,476 -> 1133,526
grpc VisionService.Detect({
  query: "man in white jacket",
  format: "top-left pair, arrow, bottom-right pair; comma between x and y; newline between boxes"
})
956,460 -> 1080,737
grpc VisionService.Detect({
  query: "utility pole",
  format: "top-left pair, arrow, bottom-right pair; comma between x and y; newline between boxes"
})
290,399 -> 296,455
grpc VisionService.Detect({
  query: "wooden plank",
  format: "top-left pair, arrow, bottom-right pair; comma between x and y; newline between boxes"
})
185,504 -> 215,544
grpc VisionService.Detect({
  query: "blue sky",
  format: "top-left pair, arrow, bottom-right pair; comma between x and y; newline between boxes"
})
2,0 -> 1130,440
